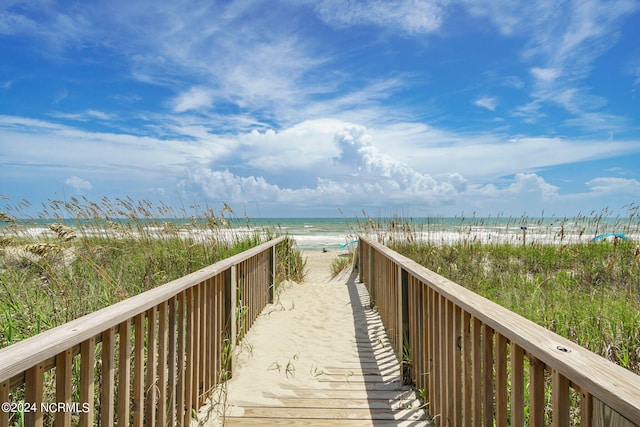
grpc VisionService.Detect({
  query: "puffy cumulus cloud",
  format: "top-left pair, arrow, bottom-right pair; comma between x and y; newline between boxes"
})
456,173 -> 563,215
187,123 -> 471,211
331,125 -> 462,198
475,173 -> 559,199
191,123 -> 639,216
503,173 -> 560,199
182,126 -> 640,216
332,125 -> 371,169
448,173 -> 468,192
188,169 -> 281,202
238,119 -> 346,172
65,176 -> 92,193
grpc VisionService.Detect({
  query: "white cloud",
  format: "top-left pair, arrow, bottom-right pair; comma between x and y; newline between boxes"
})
369,122 -> 640,180
0,3 -> 98,55
86,110 -> 112,120
4,115 -> 640,194
0,8 -> 37,35
464,0 -> 638,125
188,169 -> 286,203
314,0 -> 445,35
186,123 -> 542,214
65,176 -> 92,192
563,112 -> 629,131
53,110 -> 114,121
0,115 -> 217,180
238,119 -> 344,172
586,177 -> 640,194
3,111 -> 640,216
185,123 -> 473,210
504,172 -> 559,199
530,67 -> 560,85
171,86 -> 215,113
473,96 -> 498,112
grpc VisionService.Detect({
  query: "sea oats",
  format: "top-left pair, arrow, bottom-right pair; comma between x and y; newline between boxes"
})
49,223 -> 76,241
0,212 -> 15,223
25,243 -> 64,256
162,222 -> 179,234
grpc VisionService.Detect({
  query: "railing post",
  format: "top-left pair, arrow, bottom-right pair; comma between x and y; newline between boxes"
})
269,244 -> 276,304
225,264 -> 238,376
398,267 -> 410,383
368,244 -> 375,308
397,265 -> 403,363
357,238 -> 362,282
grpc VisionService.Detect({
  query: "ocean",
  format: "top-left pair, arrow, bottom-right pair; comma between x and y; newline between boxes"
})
4,215 -> 639,251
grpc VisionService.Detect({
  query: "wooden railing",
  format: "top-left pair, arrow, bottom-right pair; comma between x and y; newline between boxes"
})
358,236 -> 640,427
0,236 -> 286,427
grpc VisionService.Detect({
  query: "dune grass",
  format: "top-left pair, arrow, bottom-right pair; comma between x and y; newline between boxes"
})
391,239 -> 640,373
0,196 -> 304,348
354,211 -> 640,375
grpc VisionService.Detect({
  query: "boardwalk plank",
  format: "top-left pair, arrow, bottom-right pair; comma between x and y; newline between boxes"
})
223,419 -> 428,426
225,406 -> 426,420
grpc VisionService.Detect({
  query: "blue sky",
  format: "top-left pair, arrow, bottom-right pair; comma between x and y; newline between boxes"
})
1,0 -> 639,218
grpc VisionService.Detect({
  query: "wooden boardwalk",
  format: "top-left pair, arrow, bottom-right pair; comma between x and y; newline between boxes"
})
199,252 -> 432,426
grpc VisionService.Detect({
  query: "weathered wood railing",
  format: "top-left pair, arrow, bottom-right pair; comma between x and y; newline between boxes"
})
0,236 -> 286,427
358,236 -> 640,427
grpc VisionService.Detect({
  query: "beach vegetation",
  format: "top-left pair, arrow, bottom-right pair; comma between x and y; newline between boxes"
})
331,253 -> 354,277
0,197 -> 304,348
356,209 -> 640,376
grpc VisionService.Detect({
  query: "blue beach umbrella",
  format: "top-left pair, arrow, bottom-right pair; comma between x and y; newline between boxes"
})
591,233 -> 629,242
339,240 -> 359,249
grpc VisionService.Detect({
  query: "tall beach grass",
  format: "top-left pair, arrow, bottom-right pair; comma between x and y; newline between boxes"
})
354,207 -> 640,375
0,196 -> 304,348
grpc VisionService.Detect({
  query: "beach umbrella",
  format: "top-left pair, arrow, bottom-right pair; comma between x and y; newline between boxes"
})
591,233 -> 629,242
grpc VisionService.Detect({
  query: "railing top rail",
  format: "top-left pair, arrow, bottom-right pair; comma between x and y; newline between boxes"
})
0,236 -> 286,383
359,235 -> 640,422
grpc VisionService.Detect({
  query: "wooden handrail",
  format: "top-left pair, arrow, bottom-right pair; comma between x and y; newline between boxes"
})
0,236 -> 285,427
358,235 -> 640,427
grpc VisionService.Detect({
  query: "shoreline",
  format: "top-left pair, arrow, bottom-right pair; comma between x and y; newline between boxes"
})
2,216 -> 638,252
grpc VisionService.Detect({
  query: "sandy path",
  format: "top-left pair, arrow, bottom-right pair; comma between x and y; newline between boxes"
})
199,250 -> 430,426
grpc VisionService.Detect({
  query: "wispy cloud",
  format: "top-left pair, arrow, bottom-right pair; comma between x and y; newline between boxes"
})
51,110 -> 114,122
313,0 -> 445,35
0,7 -> 37,35
171,86 -> 215,113
473,96 -> 498,112
370,122 -> 640,180
466,0 -> 638,127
